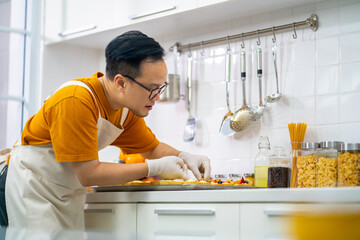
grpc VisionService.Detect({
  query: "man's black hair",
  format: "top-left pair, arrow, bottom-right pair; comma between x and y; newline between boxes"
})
105,30 -> 165,80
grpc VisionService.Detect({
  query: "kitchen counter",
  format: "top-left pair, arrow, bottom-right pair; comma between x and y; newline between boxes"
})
86,187 -> 360,204
85,187 -> 360,239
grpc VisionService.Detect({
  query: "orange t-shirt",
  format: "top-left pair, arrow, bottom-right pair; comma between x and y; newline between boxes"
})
21,72 -> 159,162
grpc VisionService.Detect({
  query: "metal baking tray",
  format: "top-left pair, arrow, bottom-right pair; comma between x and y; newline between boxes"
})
92,184 -> 258,192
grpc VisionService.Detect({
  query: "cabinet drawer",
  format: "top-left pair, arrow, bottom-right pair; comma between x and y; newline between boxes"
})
84,203 -> 136,238
137,203 -> 239,240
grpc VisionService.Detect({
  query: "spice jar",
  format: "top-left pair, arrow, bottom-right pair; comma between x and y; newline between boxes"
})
229,174 -> 241,181
316,141 -> 342,187
297,142 -> 320,188
268,146 -> 291,188
214,174 -> 228,181
338,143 -> 360,187
254,136 -> 270,187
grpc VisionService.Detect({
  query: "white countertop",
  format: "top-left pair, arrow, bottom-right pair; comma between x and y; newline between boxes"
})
86,187 -> 360,204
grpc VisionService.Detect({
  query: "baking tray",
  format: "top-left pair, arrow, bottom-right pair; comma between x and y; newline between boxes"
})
92,184 -> 258,192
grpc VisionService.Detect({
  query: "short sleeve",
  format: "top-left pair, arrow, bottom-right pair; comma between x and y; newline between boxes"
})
47,97 -> 99,162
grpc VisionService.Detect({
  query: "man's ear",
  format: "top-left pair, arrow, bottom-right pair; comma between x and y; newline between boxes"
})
114,74 -> 126,91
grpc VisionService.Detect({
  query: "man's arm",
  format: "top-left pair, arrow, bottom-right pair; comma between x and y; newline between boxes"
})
71,160 -> 148,186
140,142 -> 181,159
71,147 -> 188,187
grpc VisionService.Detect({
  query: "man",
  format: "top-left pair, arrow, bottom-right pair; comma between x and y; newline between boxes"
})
4,31 -> 211,229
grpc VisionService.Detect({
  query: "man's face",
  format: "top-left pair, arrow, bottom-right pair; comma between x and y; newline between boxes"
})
125,59 -> 168,117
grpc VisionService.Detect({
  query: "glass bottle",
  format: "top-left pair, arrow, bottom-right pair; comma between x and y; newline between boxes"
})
254,136 -> 270,187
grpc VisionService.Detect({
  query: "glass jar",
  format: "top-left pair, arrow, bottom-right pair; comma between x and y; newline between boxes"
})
254,136 -> 270,187
297,142 -> 319,188
268,146 -> 291,188
316,141 -> 343,187
214,174 -> 228,181
338,143 -> 360,187
229,173 -> 241,181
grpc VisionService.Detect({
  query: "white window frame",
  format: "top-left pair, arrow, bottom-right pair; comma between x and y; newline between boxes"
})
0,0 -> 42,148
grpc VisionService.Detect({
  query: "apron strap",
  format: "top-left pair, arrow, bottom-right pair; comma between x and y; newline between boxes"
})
48,81 -> 101,117
120,108 -> 129,128
50,81 -> 129,128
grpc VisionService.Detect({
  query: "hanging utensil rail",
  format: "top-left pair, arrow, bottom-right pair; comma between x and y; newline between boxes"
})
169,14 -> 318,52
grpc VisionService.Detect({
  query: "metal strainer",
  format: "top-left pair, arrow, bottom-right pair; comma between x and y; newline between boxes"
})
230,49 -> 255,132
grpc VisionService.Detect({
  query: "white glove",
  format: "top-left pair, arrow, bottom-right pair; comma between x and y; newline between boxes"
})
178,152 -> 211,181
146,156 -> 188,180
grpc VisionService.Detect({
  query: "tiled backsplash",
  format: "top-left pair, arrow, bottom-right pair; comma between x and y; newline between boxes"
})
145,0 -> 360,177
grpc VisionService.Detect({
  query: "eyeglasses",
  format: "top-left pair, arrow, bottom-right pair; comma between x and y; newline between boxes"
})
123,74 -> 168,100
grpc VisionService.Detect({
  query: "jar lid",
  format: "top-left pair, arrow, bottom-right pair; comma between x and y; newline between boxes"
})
319,141 -> 344,150
244,173 -> 254,178
301,142 -> 320,150
229,173 -> 241,178
340,143 -> 360,151
215,174 -> 227,179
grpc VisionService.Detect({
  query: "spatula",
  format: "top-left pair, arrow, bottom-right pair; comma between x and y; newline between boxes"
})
183,54 -> 196,142
219,50 -> 235,136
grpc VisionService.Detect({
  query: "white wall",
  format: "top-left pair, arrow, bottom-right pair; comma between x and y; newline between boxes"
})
42,44 -> 102,99
145,0 -> 360,177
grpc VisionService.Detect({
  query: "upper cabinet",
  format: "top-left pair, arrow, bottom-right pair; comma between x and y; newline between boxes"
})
44,0 -> 202,45
44,0 -> 321,49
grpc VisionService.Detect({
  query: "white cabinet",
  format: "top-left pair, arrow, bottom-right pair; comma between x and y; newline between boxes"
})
44,0 -> 116,43
137,203 -> 240,240
44,0 -> 198,44
239,203 -> 360,239
84,203 -> 137,238
197,0 -> 228,8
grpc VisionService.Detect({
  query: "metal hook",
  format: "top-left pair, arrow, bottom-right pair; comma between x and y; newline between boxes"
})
188,45 -> 192,58
256,30 -> 261,46
240,33 -> 245,49
272,27 -> 276,43
200,41 -> 205,56
226,36 -> 231,53
292,22 -> 297,39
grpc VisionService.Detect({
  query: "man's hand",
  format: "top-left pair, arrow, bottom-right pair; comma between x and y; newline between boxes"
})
146,156 -> 188,180
178,152 -> 211,181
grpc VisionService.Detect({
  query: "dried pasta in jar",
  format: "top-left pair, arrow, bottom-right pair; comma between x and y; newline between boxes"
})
297,154 -> 317,188
317,157 -> 337,187
338,151 -> 359,187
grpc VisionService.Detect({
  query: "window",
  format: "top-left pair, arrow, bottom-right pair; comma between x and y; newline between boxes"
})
0,0 -> 41,149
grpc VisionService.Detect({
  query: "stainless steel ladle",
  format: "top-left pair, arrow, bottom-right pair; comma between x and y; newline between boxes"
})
265,37 -> 282,103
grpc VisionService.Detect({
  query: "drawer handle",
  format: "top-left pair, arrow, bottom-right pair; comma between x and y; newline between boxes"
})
129,6 -> 176,20
154,209 -> 215,216
84,209 -> 115,214
263,209 -> 294,217
59,25 -> 97,37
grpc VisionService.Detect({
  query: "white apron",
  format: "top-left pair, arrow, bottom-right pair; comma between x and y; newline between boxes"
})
5,81 -> 128,229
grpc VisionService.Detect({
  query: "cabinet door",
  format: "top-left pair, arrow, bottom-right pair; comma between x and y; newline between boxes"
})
44,0 -> 110,42
197,0 -> 228,8
84,203 -> 137,238
112,0 -> 197,26
44,0 -> 197,44
239,203 -> 360,239
137,203 -> 240,240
